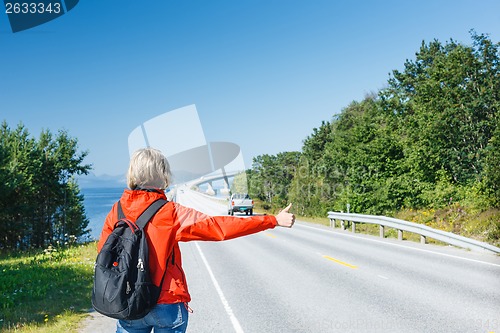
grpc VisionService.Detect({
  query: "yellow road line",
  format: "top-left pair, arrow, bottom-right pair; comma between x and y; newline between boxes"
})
323,255 -> 358,269
265,233 -> 277,238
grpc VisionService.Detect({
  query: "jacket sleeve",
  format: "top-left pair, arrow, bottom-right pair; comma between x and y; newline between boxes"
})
173,203 -> 277,242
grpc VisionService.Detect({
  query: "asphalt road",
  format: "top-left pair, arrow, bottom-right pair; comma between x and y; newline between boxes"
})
179,189 -> 500,333
80,188 -> 500,333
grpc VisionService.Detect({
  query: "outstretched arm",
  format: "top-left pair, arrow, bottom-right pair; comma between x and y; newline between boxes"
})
174,202 -> 295,242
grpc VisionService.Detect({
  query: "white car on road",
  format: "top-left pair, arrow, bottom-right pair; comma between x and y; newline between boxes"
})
228,193 -> 254,215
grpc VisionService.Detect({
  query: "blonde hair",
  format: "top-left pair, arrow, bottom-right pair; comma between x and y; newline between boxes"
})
127,148 -> 172,190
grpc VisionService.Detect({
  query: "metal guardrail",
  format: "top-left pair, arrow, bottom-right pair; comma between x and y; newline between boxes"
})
327,211 -> 500,254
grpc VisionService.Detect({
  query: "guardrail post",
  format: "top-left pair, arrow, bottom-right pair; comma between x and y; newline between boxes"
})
352,222 -> 356,233
420,235 -> 427,244
379,225 -> 384,238
340,220 -> 345,230
398,229 -> 403,241
329,218 -> 335,228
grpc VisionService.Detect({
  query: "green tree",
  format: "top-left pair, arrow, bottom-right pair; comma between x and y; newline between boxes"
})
0,122 -> 38,249
481,124 -> 500,207
248,152 -> 300,210
289,121 -> 335,216
231,172 -> 249,194
0,122 -> 91,249
380,31 -> 499,186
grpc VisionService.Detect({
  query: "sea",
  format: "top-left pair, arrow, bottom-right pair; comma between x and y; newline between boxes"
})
81,187 -> 125,240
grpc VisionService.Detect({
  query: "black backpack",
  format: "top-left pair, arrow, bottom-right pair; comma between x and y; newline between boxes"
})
92,198 -> 167,320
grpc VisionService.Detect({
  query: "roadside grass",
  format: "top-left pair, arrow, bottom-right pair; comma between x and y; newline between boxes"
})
0,242 -> 97,333
395,206 -> 500,248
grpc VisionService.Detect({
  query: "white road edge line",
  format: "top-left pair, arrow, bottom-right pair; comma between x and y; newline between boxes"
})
296,223 -> 500,268
195,242 -> 245,333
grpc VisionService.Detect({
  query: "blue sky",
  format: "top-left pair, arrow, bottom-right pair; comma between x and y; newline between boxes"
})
1,0 -> 499,177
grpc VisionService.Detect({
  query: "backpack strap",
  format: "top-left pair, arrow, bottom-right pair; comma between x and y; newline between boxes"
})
117,199 -> 167,229
117,201 -> 125,220
135,199 -> 167,229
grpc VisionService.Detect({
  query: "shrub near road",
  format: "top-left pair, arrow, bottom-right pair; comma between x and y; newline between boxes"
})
0,242 -> 96,333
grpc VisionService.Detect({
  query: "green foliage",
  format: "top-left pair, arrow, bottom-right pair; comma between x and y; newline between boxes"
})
247,31 -> 499,244
0,122 -> 92,250
248,152 -> 301,210
480,123 -> 500,206
230,172 -> 249,194
380,31 -> 499,186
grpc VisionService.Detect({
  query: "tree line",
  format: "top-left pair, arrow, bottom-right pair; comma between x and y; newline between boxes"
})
247,31 -> 499,223
0,122 -> 91,250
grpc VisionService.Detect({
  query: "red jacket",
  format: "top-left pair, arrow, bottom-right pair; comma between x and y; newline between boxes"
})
97,189 -> 277,304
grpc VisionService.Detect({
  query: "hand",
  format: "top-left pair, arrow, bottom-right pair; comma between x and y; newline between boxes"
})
275,203 -> 295,228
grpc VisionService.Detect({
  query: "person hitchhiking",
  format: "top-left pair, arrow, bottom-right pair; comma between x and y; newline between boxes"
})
97,147 -> 295,333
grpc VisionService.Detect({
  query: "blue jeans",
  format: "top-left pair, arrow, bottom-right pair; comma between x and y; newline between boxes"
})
116,303 -> 189,333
